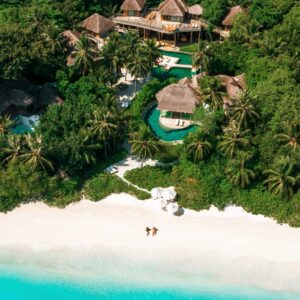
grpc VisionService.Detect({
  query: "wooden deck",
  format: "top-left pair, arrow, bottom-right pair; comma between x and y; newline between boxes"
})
113,15 -> 229,38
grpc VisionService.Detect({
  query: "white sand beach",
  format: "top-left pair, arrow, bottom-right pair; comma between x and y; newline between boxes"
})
0,193 -> 300,293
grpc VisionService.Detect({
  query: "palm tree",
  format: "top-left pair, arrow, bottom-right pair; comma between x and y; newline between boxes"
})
44,22 -> 63,55
101,38 -> 123,79
0,115 -> 14,135
200,77 -> 225,110
129,126 -> 159,167
19,134 -> 54,172
127,47 -> 150,94
219,121 -> 250,158
72,35 -> 96,76
230,91 -> 259,130
89,109 -> 118,157
226,151 -> 255,188
0,134 -> 23,165
264,157 -> 300,199
187,133 -> 212,161
79,135 -> 102,166
192,40 -> 210,72
144,39 -> 161,77
275,122 -> 300,151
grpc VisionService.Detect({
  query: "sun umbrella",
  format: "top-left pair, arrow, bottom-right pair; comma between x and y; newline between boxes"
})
161,187 -> 177,202
151,188 -> 163,199
161,198 -> 168,210
166,202 -> 179,214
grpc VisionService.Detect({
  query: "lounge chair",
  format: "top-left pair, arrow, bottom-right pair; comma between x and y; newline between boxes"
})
179,120 -> 184,126
176,119 -> 180,126
105,166 -> 118,174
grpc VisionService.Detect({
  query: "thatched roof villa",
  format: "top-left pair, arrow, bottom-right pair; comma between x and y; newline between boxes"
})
0,81 -> 62,116
156,77 -> 199,129
121,0 -> 146,16
82,13 -> 115,37
61,30 -> 81,66
222,6 -> 246,30
217,73 -> 246,106
188,4 -> 203,18
114,0 -> 227,46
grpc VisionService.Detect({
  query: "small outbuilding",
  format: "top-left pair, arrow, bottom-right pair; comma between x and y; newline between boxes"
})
120,0 -> 146,17
156,79 -> 199,124
188,4 -> 203,19
82,13 -> 115,38
222,6 -> 246,30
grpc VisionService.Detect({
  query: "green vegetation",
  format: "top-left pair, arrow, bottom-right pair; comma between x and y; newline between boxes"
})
84,173 -> 150,201
0,0 -> 300,227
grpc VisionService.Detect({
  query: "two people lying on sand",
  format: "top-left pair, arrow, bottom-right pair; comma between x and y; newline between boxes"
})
145,227 -> 158,236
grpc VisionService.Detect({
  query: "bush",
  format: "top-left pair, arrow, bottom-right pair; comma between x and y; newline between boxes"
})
84,173 -> 150,201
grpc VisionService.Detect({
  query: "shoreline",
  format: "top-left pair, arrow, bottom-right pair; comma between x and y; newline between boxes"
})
0,193 -> 300,294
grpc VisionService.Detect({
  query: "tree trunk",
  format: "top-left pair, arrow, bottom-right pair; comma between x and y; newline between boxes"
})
104,142 -> 107,157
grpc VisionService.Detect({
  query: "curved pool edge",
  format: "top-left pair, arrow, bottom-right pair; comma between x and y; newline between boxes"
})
143,104 -> 197,142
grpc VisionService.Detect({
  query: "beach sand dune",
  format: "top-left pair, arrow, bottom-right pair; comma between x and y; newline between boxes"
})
0,193 -> 300,293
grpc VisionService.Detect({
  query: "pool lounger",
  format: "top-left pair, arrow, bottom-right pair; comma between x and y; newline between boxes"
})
176,119 -> 180,126
105,166 -> 118,174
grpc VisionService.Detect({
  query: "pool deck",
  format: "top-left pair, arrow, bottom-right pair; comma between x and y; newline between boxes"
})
159,116 -> 193,130
158,54 -> 193,71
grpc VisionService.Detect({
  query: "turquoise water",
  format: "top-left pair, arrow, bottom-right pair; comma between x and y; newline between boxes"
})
12,124 -> 33,134
160,50 -> 193,65
0,269 -> 299,300
145,105 -> 196,141
152,50 -> 193,80
152,66 -> 192,80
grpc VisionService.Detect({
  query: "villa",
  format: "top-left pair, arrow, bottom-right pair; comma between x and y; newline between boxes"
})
114,0 -> 228,46
222,6 -> 246,31
217,74 -> 246,106
156,77 -> 199,129
82,13 -> 115,39
152,72 -> 246,132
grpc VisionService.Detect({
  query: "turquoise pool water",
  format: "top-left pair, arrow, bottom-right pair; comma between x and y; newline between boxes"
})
145,105 -> 196,141
161,50 -> 193,65
152,67 -> 192,80
12,124 -> 33,134
152,50 -> 193,80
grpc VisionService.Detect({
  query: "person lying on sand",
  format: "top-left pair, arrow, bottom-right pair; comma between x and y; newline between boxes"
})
152,227 -> 158,236
145,227 -> 150,236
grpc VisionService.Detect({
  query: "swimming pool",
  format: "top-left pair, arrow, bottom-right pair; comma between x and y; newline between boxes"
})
152,50 -> 193,80
160,50 -> 192,65
152,67 -> 192,80
12,124 -> 33,134
144,105 -> 196,142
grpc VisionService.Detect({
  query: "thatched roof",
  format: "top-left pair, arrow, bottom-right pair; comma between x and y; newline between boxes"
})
222,6 -> 246,26
156,79 -> 199,114
38,84 -> 61,106
159,0 -> 188,17
217,74 -> 246,102
188,4 -> 203,16
7,89 -> 35,107
0,90 -> 10,114
82,13 -> 115,35
61,30 -> 80,48
121,0 -> 146,11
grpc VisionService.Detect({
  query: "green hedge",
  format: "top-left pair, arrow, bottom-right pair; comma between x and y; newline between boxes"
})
123,161 -> 300,227
84,173 -> 150,201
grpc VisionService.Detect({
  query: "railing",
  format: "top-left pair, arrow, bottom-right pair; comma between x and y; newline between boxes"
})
114,16 -> 228,37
